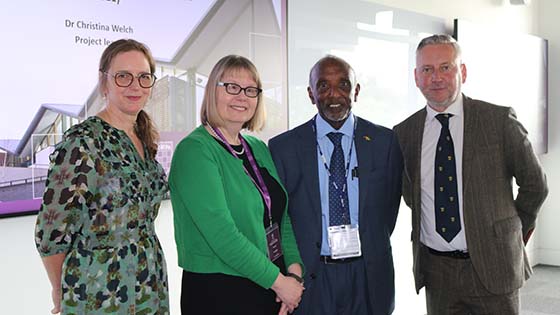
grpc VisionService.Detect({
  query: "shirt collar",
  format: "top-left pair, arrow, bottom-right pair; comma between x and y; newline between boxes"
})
315,112 -> 355,139
426,94 -> 464,122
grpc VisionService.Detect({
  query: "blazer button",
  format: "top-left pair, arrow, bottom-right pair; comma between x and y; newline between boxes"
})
310,273 -> 317,280
315,242 -> 321,248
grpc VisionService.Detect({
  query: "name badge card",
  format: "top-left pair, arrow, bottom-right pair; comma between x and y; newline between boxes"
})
328,224 -> 361,259
266,223 -> 283,262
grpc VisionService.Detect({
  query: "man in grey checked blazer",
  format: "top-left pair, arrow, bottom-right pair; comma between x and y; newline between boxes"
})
393,34 -> 548,314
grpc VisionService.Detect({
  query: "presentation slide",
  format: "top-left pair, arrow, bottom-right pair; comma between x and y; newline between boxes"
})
0,0 -> 216,217
0,0 -> 215,141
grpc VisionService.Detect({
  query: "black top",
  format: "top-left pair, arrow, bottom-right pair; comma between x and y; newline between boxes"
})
215,139 -> 287,272
179,138 -> 288,315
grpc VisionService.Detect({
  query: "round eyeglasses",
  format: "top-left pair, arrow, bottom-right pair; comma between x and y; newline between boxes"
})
103,71 -> 157,88
217,82 -> 262,98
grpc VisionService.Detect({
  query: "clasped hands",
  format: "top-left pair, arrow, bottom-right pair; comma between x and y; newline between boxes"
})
271,272 -> 305,315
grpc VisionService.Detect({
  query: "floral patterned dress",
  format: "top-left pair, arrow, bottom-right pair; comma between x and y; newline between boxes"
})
35,116 -> 169,315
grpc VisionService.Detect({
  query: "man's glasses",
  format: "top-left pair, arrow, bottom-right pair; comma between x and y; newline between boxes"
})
103,71 -> 157,88
217,82 -> 262,98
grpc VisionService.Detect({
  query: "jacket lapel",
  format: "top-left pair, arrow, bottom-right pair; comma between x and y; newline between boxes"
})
355,118 -> 372,219
462,95 -> 476,197
410,109 -> 426,211
296,119 -> 322,217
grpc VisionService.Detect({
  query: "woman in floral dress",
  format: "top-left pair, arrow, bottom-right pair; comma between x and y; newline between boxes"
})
35,39 -> 169,315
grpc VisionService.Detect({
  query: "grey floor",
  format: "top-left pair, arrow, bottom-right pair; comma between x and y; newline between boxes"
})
521,265 -> 560,315
0,201 -> 558,314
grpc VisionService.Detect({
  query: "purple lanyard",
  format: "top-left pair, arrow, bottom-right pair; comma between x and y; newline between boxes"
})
211,126 -> 273,226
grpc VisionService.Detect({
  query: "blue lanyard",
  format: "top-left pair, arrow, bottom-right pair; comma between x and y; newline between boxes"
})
312,115 -> 356,209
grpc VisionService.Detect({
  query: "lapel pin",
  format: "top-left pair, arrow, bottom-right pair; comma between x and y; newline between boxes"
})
363,135 -> 371,141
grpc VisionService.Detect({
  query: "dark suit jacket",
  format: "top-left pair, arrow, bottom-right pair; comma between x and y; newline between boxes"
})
269,116 -> 403,314
393,95 -> 548,295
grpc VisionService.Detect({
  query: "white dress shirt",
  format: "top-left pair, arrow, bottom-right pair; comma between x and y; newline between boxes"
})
420,98 -> 468,252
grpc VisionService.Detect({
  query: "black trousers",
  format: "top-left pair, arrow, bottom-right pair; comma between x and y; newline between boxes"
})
181,270 -> 280,315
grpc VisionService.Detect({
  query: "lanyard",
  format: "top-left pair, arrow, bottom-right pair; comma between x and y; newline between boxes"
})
210,126 -> 273,226
312,115 -> 356,210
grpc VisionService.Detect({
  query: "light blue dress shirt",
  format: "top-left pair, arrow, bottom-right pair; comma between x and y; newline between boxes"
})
315,113 -> 359,256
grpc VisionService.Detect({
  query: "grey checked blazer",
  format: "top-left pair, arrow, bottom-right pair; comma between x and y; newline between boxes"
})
393,94 -> 548,295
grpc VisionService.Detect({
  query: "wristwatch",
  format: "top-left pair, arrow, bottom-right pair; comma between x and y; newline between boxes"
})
286,272 -> 304,284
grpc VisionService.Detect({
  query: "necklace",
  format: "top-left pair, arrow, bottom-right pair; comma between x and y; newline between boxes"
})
231,145 -> 245,155
206,124 -> 244,154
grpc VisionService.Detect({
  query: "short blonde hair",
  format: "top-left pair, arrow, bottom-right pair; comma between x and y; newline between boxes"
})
200,55 -> 266,131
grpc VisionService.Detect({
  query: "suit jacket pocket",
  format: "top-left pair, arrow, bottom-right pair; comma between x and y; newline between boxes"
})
493,216 -> 522,238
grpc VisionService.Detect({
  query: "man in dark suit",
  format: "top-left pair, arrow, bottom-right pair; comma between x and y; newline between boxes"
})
269,55 -> 403,315
394,34 -> 548,314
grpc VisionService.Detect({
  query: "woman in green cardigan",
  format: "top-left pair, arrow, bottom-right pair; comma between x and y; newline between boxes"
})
169,55 -> 304,315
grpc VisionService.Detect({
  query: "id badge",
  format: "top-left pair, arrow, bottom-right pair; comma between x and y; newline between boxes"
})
327,224 -> 361,259
266,223 -> 283,262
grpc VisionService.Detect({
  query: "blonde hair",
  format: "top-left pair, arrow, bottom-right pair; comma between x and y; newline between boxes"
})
200,55 -> 265,131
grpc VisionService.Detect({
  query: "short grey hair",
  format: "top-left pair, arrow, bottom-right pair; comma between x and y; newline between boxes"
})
416,34 -> 462,60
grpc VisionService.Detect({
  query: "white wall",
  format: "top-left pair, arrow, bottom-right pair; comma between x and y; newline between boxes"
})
369,0 -> 538,34
366,0 -> 558,266
536,0 -> 560,266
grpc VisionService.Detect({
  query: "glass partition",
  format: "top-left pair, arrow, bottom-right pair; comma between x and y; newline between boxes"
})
287,2 -> 447,313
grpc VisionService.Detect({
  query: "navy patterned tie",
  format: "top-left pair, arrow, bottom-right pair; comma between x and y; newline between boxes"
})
327,132 -> 351,226
434,114 -> 461,242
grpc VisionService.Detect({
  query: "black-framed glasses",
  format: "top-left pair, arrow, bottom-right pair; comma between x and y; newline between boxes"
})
217,82 -> 262,98
103,71 -> 157,88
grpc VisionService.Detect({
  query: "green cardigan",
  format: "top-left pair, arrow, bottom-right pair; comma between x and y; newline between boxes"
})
169,125 -> 303,289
